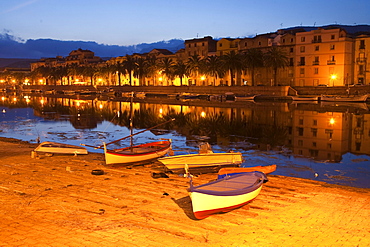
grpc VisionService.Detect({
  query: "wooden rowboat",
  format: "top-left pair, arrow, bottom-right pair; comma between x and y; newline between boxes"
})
34,141 -> 88,155
188,171 -> 268,219
158,143 -> 242,173
103,140 -> 171,165
321,94 -> 368,102
217,164 -> 277,179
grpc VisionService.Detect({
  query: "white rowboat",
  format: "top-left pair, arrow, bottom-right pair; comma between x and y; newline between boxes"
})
34,142 -> 88,155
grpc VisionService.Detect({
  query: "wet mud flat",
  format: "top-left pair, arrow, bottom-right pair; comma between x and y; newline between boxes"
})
0,138 -> 369,247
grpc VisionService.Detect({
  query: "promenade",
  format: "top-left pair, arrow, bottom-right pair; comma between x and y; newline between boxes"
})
0,138 -> 369,247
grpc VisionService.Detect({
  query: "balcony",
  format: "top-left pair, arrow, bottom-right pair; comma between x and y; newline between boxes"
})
312,39 -> 322,43
297,62 -> 306,66
327,60 -> 336,65
312,61 -> 320,65
356,57 -> 366,63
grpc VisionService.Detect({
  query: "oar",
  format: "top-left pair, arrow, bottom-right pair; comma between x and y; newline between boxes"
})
81,118 -> 175,149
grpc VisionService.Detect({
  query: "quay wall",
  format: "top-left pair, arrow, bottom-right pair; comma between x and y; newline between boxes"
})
10,85 -> 370,96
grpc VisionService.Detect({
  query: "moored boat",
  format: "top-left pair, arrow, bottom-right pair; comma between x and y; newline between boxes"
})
217,164 -> 277,179
103,140 -> 172,165
188,171 -> 268,219
291,96 -> 319,101
34,141 -> 88,155
158,143 -> 242,173
321,94 -> 368,102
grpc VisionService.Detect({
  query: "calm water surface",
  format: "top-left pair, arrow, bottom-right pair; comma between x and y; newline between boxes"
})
1,93 -> 369,188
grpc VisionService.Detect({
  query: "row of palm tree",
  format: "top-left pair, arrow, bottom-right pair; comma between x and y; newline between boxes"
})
27,46 -> 289,87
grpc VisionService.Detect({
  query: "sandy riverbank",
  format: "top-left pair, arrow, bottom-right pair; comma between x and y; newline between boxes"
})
0,138 -> 369,247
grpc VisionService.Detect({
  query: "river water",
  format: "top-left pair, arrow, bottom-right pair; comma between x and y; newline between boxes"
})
1,92 -> 369,188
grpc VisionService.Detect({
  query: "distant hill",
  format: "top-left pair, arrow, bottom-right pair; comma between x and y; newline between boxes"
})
0,58 -> 39,68
0,32 -> 184,59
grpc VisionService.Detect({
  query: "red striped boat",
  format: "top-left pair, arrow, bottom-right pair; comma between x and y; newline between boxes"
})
103,140 -> 171,165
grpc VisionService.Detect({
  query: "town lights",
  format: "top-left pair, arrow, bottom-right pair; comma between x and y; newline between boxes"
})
329,118 -> 335,125
330,74 -> 337,80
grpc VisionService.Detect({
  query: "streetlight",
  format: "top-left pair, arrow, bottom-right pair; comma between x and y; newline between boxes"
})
330,74 -> 337,87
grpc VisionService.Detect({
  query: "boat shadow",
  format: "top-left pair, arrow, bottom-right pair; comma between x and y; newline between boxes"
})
171,196 -> 199,220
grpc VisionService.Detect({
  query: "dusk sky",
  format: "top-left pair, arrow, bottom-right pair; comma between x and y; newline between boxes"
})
1,0 -> 370,46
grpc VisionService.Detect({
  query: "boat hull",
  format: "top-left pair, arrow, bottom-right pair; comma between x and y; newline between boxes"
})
188,172 -> 267,219
104,140 -> 171,165
217,164 -> 277,179
158,152 -> 243,172
321,95 -> 368,102
34,142 -> 88,155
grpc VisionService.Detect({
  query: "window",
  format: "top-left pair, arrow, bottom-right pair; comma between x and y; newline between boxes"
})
330,44 -> 335,50
299,57 -> 305,66
219,43 -> 223,47
311,128 -> 317,137
313,120 -> 317,126
289,58 -> 294,66
313,56 -> 319,65
298,140 -> 303,146
297,127 -> 304,136
299,117 -> 304,125
282,39 -> 285,43
314,68 -> 319,74
313,35 -> 322,43
331,35 -> 335,40
312,142 -> 317,147
300,46 -> 305,52
300,68 -> 305,75
301,37 -> 305,42
327,143 -> 332,149
360,40 -> 365,49
258,41 -> 262,46
290,47 -> 294,53
315,45 -> 320,51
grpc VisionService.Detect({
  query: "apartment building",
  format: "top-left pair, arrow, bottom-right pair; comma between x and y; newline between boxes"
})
355,35 -> 370,85
184,36 -> 217,58
295,27 -> 355,87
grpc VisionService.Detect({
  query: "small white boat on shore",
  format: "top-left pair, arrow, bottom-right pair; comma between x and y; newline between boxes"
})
158,143 -> 242,173
34,142 -> 88,155
188,171 -> 268,219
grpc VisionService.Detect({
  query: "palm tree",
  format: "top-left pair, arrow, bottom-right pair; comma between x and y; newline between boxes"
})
159,57 -> 175,86
133,57 -> 148,86
173,61 -> 189,86
242,48 -> 264,86
264,47 -> 289,86
145,55 -> 158,86
204,56 -> 225,86
122,55 -> 137,86
220,50 -> 243,86
186,55 -> 203,86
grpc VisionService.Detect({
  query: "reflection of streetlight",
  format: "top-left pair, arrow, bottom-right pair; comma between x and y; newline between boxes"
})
201,111 -> 206,118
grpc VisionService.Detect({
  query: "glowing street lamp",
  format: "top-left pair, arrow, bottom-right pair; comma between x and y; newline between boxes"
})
330,74 -> 337,87
329,118 -> 335,125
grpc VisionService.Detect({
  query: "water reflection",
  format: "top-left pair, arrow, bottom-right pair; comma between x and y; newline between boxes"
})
1,92 -> 369,188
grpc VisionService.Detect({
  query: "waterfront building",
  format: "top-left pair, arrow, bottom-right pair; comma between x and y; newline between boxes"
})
355,34 -> 370,85
294,27 -> 355,87
23,24 -> 370,89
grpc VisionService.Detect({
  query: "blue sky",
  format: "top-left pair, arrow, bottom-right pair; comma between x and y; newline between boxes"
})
1,0 -> 369,46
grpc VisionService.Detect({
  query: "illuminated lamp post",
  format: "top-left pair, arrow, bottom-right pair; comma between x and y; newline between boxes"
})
201,76 -> 206,86
330,74 -> 337,87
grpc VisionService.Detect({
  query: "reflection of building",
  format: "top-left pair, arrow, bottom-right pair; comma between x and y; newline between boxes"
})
350,114 -> 370,155
292,109 -> 351,161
